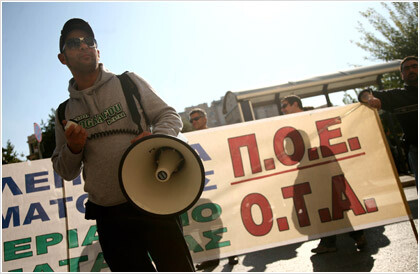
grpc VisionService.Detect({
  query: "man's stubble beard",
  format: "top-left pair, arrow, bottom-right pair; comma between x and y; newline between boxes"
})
404,74 -> 418,87
65,53 -> 99,74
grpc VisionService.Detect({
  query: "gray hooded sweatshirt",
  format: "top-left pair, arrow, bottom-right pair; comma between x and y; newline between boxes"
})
52,64 -> 182,206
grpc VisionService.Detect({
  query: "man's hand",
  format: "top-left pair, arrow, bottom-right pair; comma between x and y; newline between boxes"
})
367,97 -> 381,109
131,131 -> 152,144
360,91 -> 381,110
63,120 -> 87,154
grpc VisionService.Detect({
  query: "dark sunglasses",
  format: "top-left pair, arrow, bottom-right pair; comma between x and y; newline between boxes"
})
189,116 -> 203,123
281,103 -> 289,109
63,37 -> 97,51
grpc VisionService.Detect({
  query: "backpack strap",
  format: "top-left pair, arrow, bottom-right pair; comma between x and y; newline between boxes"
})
117,72 -> 150,134
57,99 -> 69,130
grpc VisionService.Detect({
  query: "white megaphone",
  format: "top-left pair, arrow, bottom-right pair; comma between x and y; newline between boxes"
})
118,134 -> 205,216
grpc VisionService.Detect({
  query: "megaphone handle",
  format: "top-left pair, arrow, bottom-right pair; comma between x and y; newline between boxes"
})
131,131 -> 152,144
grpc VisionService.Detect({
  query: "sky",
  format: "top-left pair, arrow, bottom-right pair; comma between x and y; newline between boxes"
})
2,1 -> 391,160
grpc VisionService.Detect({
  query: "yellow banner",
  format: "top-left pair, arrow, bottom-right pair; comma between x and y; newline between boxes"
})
181,103 -> 409,262
2,103 -> 410,270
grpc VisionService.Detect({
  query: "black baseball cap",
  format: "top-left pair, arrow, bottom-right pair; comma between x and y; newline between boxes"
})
59,18 -> 95,53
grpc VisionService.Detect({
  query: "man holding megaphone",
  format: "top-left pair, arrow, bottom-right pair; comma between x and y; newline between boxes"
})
52,18 -> 195,272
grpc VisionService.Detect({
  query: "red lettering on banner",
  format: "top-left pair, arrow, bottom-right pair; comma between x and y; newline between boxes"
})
348,137 -> 361,151
331,174 -> 366,220
228,134 -> 262,178
364,198 -> 378,213
241,193 -> 273,236
273,127 -> 305,166
318,208 -> 332,222
276,217 -> 289,231
228,118 -> 365,185
308,147 -> 319,161
316,117 -> 348,157
264,158 -> 275,170
281,182 -> 312,227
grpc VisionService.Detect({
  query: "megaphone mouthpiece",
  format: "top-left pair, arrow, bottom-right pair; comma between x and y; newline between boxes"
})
155,147 -> 184,183
157,170 -> 169,181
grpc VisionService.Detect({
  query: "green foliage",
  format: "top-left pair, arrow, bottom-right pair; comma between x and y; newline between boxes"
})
342,90 -> 359,105
2,140 -> 23,164
349,2 -> 417,174
352,2 -> 418,89
354,2 -> 418,61
40,108 -> 57,158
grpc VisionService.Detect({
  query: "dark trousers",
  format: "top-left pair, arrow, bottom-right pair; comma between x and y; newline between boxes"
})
86,201 -> 195,272
407,145 -> 418,190
320,230 -> 364,247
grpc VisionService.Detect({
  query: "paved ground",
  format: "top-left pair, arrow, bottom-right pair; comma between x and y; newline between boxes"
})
197,184 -> 418,272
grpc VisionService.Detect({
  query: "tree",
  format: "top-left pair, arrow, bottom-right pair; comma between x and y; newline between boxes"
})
2,140 -> 23,164
352,2 -> 418,89
350,2 -> 418,174
40,108 -> 57,158
342,90 -> 358,105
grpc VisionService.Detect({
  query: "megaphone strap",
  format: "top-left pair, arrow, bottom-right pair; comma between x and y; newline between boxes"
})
88,129 -> 141,140
117,72 -> 151,134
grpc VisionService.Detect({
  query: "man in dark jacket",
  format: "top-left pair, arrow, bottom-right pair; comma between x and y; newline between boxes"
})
358,56 -> 418,189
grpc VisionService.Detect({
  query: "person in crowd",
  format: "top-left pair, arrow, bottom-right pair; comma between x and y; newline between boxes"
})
189,108 -> 208,130
189,108 -> 239,269
281,95 -> 367,254
52,18 -> 194,271
358,56 -> 418,189
280,95 -> 304,114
